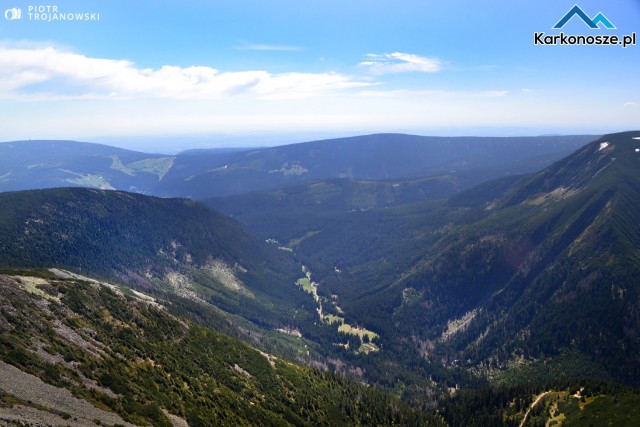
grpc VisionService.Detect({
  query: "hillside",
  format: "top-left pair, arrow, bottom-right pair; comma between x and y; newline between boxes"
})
204,176 -> 462,241
0,188 -> 308,332
404,132 -> 640,385
213,131 -> 640,389
4,269 -> 637,427
443,131 -> 640,382
0,269 -> 441,426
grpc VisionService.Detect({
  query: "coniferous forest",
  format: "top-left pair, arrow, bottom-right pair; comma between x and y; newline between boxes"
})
1,132 -> 640,425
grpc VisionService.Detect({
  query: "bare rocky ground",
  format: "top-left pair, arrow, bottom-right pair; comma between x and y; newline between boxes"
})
0,270 -> 191,427
0,361 -> 135,427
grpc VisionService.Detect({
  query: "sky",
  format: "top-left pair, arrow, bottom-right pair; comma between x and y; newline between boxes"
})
0,0 -> 639,149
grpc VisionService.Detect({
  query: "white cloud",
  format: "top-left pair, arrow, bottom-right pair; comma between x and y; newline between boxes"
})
624,101 -> 638,108
360,52 -> 443,75
0,44 -> 371,100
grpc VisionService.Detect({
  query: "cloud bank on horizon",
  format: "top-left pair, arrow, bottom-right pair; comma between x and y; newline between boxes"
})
0,0 -> 638,143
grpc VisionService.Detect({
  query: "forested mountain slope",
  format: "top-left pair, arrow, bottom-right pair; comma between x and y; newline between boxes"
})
211,131 -> 640,388
0,269 -> 442,426
0,188 -> 307,331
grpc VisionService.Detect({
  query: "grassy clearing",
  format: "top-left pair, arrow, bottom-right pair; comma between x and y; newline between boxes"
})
323,314 -> 344,325
338,323 -> 379,342
295,266 -> 380,354
127,157 -> 175,179
109,156 -> 135,175
296,269 -> 320,302
358,342 -> 379,354
110,156 -> 175,179
296,276 -> 319,303
65,174 -> 114,190
296,276 -> 311,291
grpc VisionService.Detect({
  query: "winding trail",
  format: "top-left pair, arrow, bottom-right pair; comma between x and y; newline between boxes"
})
519,391 -> 551,427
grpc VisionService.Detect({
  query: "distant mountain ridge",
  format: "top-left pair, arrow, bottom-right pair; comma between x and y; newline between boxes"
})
0,134 -> 595,199
158,133 -> 596,198
0,140 -> 172,193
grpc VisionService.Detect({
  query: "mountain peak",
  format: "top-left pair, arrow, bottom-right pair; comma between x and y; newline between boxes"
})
501,131 -> 640,207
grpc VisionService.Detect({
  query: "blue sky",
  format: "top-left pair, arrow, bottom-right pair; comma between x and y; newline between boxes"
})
0,0 -> 638,147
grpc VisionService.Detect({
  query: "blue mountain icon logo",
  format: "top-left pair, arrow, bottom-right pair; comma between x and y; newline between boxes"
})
553,5 -> 615,29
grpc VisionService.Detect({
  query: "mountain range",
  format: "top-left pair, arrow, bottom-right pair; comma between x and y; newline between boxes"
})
1,131 -> 640,425
203,131 -> 640,386
0,134 -> 593,199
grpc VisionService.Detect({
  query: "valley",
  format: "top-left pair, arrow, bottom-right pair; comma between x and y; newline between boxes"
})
1,131 -> 639,425
295,267 -> 380,354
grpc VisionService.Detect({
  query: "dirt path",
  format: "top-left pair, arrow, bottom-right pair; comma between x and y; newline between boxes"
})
519,391 -> 551,427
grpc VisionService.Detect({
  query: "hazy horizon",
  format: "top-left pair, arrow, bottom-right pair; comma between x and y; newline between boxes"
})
0,126 -> 611,154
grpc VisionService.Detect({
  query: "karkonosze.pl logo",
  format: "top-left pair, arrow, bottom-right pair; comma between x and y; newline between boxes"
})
535,4 -> 636,48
